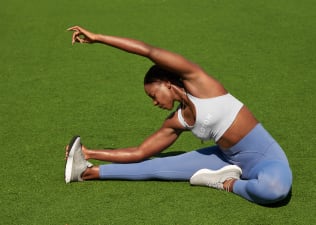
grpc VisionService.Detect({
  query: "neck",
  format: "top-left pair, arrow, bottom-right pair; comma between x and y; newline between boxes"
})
172,85 -> 186,100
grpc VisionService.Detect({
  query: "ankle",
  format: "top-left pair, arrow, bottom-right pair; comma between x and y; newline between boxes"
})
82,166 -> 99,180
223,178 -> 237,192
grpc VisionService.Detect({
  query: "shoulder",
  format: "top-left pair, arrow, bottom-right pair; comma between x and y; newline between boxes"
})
162,110 -> 187,131
183,70 -> 227,98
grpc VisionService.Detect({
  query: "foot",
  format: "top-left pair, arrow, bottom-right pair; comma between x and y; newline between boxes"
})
190,165 -> 242,191
65,136 -> 93,183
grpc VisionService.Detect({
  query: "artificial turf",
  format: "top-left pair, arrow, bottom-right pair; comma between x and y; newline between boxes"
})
0,0 -> 315,224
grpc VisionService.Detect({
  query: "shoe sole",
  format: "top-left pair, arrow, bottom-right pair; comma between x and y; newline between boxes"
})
190,165 -> 242,187
65,136 -> 80,183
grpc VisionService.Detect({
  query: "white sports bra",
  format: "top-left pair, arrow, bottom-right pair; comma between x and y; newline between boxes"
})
177,93 -> 243,142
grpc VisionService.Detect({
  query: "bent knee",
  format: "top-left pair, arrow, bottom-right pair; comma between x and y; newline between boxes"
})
252,176 -> 292,205
250,161 -> 292,204
263,184 -> 291,204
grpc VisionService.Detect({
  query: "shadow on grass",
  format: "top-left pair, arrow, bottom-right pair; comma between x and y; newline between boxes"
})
154,151 -> 187,157
261,188 -> 292,208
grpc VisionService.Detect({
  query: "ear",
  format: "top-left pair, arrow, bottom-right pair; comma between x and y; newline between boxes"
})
166,81 -> 172,89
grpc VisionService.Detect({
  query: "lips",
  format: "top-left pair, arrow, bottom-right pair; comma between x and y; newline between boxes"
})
158,104 -> 167,110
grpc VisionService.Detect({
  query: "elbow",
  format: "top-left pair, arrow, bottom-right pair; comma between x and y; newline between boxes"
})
146,45 -> 161,59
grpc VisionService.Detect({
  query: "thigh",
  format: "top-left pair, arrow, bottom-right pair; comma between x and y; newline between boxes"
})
222,124 -> 290,178
247,160 -> 292,184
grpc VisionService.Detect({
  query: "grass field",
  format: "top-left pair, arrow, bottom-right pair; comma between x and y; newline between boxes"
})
1,0 -> 315,224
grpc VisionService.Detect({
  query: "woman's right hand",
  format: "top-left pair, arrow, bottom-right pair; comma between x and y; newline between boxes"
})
67,26 -> 97,45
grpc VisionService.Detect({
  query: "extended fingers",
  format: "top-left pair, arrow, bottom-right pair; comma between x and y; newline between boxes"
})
68,26 -> 89,45
67,25 -> 81,32
68,26 -> 81,45
71,31 -> 78,45
72,31 -> 87,45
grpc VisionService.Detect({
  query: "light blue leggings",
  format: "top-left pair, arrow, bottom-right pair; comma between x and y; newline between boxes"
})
99,124 -> 292,205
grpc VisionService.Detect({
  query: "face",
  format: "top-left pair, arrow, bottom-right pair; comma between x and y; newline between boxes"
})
144,81 -> 175,110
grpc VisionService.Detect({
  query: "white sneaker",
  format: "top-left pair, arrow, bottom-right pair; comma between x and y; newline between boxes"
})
190,165 -> 242,190
65,136 -> 93,183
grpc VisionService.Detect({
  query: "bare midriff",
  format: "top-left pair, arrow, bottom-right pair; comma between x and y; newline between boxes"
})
216,106 -> 259,149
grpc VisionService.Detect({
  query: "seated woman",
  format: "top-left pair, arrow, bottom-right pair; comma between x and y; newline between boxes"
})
65,26 -> 292,205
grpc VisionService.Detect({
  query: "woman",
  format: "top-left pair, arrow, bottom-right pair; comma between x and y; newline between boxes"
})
65,26 -> 292,205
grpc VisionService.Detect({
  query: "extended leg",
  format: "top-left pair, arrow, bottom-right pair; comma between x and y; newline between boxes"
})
98,146 -> 231,180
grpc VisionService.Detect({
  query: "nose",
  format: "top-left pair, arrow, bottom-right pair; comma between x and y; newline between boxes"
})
153,100 -> 159,106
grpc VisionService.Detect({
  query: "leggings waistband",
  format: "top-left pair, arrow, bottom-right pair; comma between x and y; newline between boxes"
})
222,123 -> 277,156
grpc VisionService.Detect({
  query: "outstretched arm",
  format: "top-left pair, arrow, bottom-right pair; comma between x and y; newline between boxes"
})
83,113 -> 184,163
68,26 -> 226,97
68,27 -> 208,81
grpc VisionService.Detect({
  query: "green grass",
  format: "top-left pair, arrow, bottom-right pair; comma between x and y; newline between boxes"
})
1,0 -> 315,224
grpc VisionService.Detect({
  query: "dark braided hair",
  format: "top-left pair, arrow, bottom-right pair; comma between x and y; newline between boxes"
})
144,65 -> 184,88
